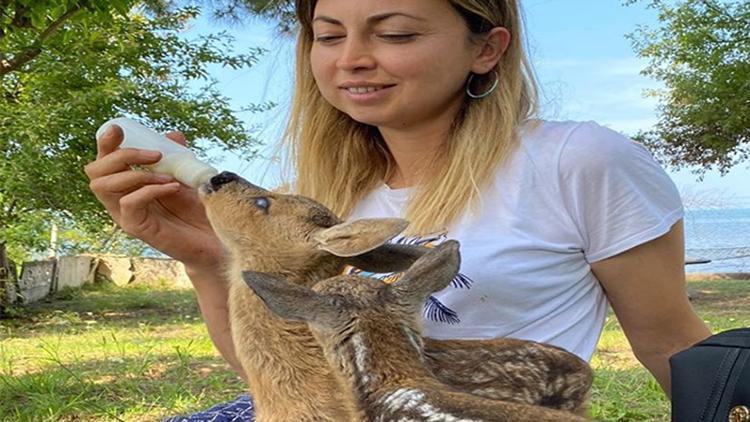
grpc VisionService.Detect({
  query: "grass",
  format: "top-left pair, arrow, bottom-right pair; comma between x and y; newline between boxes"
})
1,279 -> 749,421
588,280 -> 750,421
0,282 -> 244,421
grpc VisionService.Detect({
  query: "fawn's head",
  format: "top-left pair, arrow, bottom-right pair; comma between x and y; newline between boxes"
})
198,171 -> 419,275
241,241 -> 461,363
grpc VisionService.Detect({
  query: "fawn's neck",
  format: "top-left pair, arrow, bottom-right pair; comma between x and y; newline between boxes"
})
226,259 -> 358,420
232,251 -> 345,287
334,323 -> 434,405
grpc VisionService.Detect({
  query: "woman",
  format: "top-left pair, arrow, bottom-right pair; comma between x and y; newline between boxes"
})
85,0 -> 711,419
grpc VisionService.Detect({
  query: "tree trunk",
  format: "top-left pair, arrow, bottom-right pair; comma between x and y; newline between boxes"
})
0,242 -> 17,310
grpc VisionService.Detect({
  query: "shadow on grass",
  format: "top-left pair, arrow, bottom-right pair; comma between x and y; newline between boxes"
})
2,283 -> 201,339
689,280 -> 750,307
0,353 -> 245,421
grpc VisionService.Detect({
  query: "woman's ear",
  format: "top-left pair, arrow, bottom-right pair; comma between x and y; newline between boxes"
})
471,26 -> 511,74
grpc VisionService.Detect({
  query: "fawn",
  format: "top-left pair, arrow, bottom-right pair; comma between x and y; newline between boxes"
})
198,171 -> 592,421
243,240 -> 590,421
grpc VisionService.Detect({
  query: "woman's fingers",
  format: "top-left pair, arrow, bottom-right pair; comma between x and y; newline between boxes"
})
95,124 -> 125,160
90,170 -> 174,196
165,131 -> 187,146
84,148 -> 162,180
118,183 -> 181,236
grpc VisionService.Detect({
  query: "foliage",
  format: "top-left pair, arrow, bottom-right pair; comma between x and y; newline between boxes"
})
194,0 -> 296,32
626,0 -> 750,173
0,1 -> 268,260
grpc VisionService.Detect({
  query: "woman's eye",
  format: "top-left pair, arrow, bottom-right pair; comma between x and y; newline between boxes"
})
379,34 -> 416,41
315,35 -> 344,43
253,197 -> 270,212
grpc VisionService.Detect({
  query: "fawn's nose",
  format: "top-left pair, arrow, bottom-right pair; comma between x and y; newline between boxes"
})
209,171 -> 239,191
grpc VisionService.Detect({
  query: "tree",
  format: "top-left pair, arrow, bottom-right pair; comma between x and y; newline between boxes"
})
626,0 -> 750,174
0,1 -> 270,262
191,0 -> 296,31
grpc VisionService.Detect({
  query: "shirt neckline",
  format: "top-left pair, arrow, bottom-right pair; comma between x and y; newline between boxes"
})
378,182 -> 413,202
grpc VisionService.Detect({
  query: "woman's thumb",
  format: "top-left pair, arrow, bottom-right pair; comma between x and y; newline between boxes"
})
165,131 -> 187,146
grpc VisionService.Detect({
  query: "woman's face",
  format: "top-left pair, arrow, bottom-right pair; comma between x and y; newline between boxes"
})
310,0 -> 481,131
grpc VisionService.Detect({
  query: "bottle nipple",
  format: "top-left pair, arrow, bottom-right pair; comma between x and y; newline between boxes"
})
155,151 -> 218,188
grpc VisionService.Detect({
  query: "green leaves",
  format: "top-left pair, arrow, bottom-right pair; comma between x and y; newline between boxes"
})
626,0 -> 750,173
194,0 -> 296,33
0,2 -> 268,259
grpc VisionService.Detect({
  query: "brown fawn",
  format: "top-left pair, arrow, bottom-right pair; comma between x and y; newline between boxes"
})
243,240 -> 590,421
198,171 -> 592,421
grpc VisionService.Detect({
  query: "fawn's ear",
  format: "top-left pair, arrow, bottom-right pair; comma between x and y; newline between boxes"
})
313,218 -> 408,257
344,243 -> 430,273
392,240 -> 461,303
242,271 -> 336,324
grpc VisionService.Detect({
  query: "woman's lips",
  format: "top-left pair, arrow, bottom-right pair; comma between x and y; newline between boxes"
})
341,85 -> 396,103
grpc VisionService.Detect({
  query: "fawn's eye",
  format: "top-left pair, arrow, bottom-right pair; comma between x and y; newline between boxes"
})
253,197 -> 270,213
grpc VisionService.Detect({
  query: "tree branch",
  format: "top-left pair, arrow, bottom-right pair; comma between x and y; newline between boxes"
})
700,0 -> 746,25
11,4 -> 31,28
0,4 -> 83,77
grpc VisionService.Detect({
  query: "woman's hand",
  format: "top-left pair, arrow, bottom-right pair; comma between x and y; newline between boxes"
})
84,124 -> 224,273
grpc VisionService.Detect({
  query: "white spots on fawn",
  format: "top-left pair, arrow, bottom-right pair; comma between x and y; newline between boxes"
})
381,388 -> 481,422
352,333 -> 370,384
383,388 -> 426,413
403,325 -> 424,355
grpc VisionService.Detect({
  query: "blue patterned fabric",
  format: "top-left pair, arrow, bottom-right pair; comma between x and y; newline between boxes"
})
163,394 -> 255,422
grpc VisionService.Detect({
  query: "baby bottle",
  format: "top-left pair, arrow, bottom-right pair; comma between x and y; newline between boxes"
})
96,117 -> 218,188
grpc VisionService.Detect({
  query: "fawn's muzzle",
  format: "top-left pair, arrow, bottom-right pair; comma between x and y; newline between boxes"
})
209,171 -> 239,191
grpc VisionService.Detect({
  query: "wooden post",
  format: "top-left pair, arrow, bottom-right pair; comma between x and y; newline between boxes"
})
48,223 -> 58,259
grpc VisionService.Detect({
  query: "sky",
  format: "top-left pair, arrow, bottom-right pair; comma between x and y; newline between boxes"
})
187,0 -> 750,209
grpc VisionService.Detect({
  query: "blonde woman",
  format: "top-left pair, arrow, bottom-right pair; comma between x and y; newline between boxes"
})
85,0 -> 711,419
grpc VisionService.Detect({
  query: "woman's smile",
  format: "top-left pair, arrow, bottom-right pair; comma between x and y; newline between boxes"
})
340,84 -> 396,104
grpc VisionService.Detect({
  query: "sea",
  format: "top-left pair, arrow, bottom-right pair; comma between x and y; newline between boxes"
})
684,208 -> 750,273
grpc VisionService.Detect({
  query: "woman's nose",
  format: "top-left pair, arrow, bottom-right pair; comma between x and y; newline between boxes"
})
336,37 -> 376,71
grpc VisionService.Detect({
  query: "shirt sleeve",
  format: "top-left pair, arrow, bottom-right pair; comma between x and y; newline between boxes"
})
557,122 -> 684,263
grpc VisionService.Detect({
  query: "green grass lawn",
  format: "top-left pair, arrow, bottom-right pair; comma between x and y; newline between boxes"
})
1,279 -> 749,421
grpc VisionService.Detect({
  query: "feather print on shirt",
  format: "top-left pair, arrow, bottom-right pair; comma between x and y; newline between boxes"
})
343,232 -> 474,324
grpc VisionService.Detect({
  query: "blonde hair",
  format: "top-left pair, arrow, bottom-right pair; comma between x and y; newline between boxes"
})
285,0 -> 539,235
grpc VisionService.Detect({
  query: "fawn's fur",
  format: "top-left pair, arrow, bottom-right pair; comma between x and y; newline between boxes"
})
198,172 -> 592,421
244,241 -> 590,421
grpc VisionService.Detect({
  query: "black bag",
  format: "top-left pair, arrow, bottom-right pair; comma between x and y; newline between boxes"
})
670,328 -> 750,422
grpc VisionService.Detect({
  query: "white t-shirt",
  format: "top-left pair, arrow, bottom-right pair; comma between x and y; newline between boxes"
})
346,120 -> 683,361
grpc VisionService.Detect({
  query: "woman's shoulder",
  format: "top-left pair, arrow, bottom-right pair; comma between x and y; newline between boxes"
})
521,119 -> 631,151
519,119 -> 648,175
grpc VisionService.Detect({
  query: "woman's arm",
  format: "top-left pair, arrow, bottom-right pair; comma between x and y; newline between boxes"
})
590,219 -> 711,397
86,126 -> 246,381
185,265 -> 247,382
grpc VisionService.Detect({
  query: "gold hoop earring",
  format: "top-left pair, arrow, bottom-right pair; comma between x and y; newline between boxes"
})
466,71 -> 499,99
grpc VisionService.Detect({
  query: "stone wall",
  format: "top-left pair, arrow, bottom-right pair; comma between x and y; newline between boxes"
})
19,260 -> 57,304
94,256 -> 133,286
131,257 -> 192,288
3,254 -> 191,306
57,256 -> 95,290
